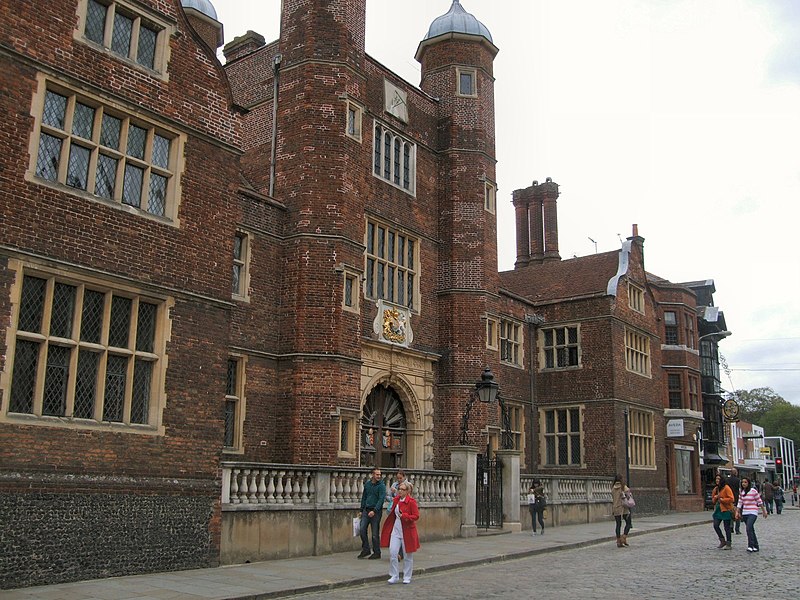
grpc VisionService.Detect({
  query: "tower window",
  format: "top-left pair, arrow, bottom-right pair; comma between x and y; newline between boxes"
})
457,67 -> 477,97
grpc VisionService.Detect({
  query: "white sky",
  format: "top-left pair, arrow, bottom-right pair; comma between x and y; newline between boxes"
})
211,0 -> 800,405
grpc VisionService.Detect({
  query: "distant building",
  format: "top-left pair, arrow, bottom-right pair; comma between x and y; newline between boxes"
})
765,436 -> 797,487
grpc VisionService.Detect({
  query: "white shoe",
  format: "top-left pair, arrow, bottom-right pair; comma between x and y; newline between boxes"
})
403,579 -> 411,584
388,577 -> 399,584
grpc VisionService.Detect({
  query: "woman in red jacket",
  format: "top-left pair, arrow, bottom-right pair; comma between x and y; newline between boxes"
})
380,481 -> 420,584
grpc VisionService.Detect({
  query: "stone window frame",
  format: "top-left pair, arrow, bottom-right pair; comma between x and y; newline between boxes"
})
232,230 -> 251,301
499,318 -> 523,368
365,218 -> 418,311
74,0 -> 174,78
667,372 -> 683,409
539,324 -> 581,371
628,408 -> 656,469
345,99 -> 363,143
683,312 -> 695,349
27,76 -> 185,225
539,405 -> 584,468
342,267 -> 361,314
625,327 -> 651,378
628,282 -> 645,314
223,355 -> 247,453
335,407 -> 359,459
0,259 -> 171,435
506,402 -> 525,467
675,447 -> 694,494
485,315 -> 499,351
663,310 -> 679,345
484,180 -> 496,214
456,67 -> 477,97
688,375 -> 699,412
372,121 -> 416,195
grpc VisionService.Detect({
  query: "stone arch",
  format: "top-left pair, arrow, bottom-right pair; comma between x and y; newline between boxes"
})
361,372 -> 424,469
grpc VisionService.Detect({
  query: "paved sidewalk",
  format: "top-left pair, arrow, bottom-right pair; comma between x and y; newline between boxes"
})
4,512 -> 712,600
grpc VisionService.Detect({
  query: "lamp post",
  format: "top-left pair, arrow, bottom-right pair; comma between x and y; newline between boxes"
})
459,367 -> 511,448
698,330 -> 732,342
623,407 -> 630,486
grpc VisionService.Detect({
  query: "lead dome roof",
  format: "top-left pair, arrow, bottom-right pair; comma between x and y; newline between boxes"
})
423,0 -> 493,44
181,0 -> 218,20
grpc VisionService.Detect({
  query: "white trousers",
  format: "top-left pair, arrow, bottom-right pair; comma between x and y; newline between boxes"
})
389,534 -> 414,582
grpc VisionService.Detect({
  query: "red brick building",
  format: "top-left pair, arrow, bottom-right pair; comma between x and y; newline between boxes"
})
0,0 -> 722,588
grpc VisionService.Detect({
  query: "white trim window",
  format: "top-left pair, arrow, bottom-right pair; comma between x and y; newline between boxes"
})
628,282 -> 645,314
373,122 -> 416,194
629,408 -> 655,468
625,328 -> 651,377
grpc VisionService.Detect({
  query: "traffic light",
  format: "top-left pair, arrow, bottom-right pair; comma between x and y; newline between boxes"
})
775,457 -> 783,473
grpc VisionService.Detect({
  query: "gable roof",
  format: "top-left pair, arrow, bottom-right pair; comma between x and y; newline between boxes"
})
499,250 -> 620,305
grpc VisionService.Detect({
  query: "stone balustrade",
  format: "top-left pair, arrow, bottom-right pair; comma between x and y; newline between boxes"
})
221,463 -> 461,508
519,474 -> 614,504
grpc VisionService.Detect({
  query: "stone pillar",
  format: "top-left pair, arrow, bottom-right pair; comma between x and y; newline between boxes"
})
495,449 -> 522,532
450,446 -> 479,538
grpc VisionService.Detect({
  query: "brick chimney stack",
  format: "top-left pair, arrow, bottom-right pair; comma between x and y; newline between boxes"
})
512,178 -> 560,267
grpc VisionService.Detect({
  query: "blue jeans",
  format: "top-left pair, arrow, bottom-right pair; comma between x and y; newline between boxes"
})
742,513 -> 759,550
360,509 -> 382,555
764,498 -> 774,514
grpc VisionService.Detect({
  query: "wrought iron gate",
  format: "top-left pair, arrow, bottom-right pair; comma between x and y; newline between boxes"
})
476,453 -> 503,529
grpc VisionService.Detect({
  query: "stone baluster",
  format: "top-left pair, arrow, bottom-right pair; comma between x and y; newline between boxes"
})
256,469 -> 267,503
275,470 -> 285,504
301,471 -> 310,503
230,468 -> 241,504
343,473 -> 352,503
292,472 -> 301,504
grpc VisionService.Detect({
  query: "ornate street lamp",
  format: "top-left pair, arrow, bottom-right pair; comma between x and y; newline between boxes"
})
459,368 -> 512,449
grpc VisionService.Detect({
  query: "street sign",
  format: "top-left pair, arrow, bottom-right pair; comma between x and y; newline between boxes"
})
759,447 -> 771,455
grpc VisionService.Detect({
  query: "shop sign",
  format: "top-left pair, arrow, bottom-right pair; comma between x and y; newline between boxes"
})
666,419 -> 685,437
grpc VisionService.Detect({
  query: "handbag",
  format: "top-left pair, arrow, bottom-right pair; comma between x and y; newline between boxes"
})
622,491 -> 635,509
352,516 -> 361,537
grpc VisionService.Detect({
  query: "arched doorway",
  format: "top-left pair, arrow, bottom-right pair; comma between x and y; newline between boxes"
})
361,385 -> 406,468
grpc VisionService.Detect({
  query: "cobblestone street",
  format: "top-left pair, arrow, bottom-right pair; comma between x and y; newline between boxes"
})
294,511 -> 799,600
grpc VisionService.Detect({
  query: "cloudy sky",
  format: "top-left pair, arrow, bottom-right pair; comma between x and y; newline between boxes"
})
211,0 -> 800,405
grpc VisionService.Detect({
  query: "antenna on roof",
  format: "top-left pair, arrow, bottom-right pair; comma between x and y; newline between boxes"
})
588,237 -> 597,254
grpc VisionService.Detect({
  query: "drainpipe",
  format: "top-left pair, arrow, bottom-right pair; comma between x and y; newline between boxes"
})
268,53 -> 282,198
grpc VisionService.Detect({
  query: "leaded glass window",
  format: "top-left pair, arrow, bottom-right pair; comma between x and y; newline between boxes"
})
33,85 -> 178,219
82,1 -> 164,72
372,122 -> 415,193
365,220 -> 417,309
6,271 -> 163,427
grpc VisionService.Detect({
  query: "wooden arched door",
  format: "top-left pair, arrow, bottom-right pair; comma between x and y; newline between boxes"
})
360,385 -> 406,468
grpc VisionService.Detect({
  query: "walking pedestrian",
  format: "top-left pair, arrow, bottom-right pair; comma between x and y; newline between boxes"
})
762,479 -> 774,514
527,479 -> 546,536
611,474 -> 633,548
380,481 -> 420,584
727,467 -> 741,535
386,471 -> 410,558
357,467 -> 386,560
735,476 -> 768,553
773,480 -> 785,515
711,474 -> 734,550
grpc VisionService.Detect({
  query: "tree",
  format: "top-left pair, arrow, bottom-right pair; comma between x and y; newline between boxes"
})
733,387 -> 790,424
758,403 -> 800,451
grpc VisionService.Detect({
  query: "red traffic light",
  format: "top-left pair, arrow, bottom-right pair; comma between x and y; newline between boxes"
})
775,457 -> 783,472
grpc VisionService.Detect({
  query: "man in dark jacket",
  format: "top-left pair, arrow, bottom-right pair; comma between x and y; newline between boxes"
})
727,467 -> 741,534
763,480 -> 775,514
358,467 -> 387,559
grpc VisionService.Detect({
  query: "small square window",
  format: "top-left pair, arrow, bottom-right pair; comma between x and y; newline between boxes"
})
486,317 -> 498,350
345,101 -> 362,142
484,181 -> 496,214
336,409 -> 358,458
457,68 -> 477,97
343,270 -> 360,313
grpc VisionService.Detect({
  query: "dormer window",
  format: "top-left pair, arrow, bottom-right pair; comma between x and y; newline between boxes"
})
78,0 -> 171,74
